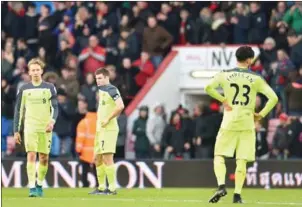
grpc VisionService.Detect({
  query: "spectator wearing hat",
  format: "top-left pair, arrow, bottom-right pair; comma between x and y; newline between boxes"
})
54,88 -> 76,157
143,16 -> 173,68
285,66 -> 302,117
79,35 -> 106,76
271,113 -> 292,159
132,106 -> 150,159
287,30 -> 302,68
147,103 -> 166,159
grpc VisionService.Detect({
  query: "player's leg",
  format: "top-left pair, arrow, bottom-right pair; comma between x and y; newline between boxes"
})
24,131 -> 38,197
233,130 -> 256,203
209,129 -> 237,203
36,132 -> 52,197
89,131 -> 106,195
102,130 -> 118,195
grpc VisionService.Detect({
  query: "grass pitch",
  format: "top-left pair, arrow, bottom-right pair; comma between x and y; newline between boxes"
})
2,188 -> 302,207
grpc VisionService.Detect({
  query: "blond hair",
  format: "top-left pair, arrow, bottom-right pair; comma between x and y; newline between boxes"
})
27,58 -> 45,70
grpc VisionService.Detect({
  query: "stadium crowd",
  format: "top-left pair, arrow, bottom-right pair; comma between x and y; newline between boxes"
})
2,1 -> 302,160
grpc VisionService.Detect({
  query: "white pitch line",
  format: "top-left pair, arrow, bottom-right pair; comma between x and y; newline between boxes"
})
3,197 -> 302,206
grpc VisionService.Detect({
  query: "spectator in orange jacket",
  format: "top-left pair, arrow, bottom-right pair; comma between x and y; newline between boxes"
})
79,35 -> 106,76
76,108 -> 98,187
132,51 -> 155,88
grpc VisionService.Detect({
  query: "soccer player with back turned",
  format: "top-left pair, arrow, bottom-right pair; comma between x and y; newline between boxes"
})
89,68 -> 124,195
14,58 -> 58,197
205,46 -> 278,203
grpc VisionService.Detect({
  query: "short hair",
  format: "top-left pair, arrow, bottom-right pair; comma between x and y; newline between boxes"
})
235,46 -> 255,62
287,29 -> 297,37
27,58 -> 45,69
95,68 -> 110,77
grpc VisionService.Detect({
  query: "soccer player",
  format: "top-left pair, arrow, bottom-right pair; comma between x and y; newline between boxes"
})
205,46 -> 278,203
89,68 -> 124,195
13,58 -> 58,197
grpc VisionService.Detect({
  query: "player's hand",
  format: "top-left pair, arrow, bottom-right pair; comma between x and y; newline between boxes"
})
254,113 -> 263,122
101,118 -> 110,128
46,120 -> 55,133
14,132 -> 21,145
154,144 -> 161,152
167,146 -> 173,153
223,101 -> 232,111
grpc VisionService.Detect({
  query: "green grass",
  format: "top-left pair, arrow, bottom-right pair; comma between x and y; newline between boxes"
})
2,188 -> 302,207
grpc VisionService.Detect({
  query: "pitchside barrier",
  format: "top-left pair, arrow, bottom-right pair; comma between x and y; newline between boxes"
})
2,159 -> 302,188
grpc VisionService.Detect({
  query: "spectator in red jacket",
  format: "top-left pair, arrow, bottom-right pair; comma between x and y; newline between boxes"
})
132,52 -> 155,89
79,35 -> 106,76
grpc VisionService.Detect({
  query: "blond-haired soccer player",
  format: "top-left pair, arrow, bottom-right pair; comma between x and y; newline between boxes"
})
14,58 -> 58,197
89,68 -> 124,195
205,46 -> 278,203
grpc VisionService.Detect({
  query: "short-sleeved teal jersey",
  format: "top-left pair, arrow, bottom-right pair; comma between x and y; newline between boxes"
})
96,84 -> 121,131
13,81 -> 58,133
205,68 -> 278,131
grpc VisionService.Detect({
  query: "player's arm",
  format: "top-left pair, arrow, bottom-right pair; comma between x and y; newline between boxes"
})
205,72 -> 226,103
50,85 -> 59,123
106,88 -> 125,122
13,87 -> 25,144
257,78 -> 278,118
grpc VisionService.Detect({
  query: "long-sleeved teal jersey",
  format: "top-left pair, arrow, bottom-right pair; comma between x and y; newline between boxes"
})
205,68 -> 278,131
13,81 -> 58,133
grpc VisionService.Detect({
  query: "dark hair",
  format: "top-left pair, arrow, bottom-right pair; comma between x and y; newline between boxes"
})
287,29 -> 297,37
95,68 -> 110,77
235,46 -> 255,62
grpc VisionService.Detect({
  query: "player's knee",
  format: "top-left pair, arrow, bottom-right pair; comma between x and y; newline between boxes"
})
214,156 -> 225,165
39,153 -> 49,165
102,154 -> 114,166
27,152 -> 36,162
236,159 -> 247,174
94,155 -> 103,167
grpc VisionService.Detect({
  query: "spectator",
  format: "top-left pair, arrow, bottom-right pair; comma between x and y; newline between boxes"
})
75,24 -> 90,54
4,2 -> 25,39
231,3 -> 250,44
288,117 -> 302,158
285,66 -> 302,116
287,30 -> 302,68
1,49 -> 14,80
271,113 -> 292,159
76,107 -> 97,187
80,72 -> 97,111
55,39 -> 73,70
283,2 -> 302,34
162,112 -> 191,160
255,121 -> 269,160
9,57 -> 27,85
259,37 -> 277,72
116,110 -> 127,159
74,6 -> 93,37
178,8 -> 196,45
143,16 -> 173,68
95,2 -> 119,33
132,52 -> 155,89
1,79 -> 16,127
24,3 -> 39,51
271,21 -> 289,51
56,22 -> 76,50
57,67 -> 80,102
120,28 -> 140,60
249,2 -> 268,44
195,7 -> 212,44
157,3 -> 180,44
147,103 -> 166,159
119,14 -> 130,31
99,26 -> 119,65
16,73 -> 30,93
106,65 -> 124,91
211,12 -> 230,44
43,71 -> 59,86
116,39 -> 132,67
14,38 -> 34,62
132,2 -> 153,37
37,46 -> 54,72
54,88 -> 75,157
269,2 -> 287,30
132,106 -> 150,159
120,58 -> 140,103
79,35 -> 106,76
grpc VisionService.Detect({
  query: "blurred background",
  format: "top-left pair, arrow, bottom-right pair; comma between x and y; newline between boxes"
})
1,1 -> 302,188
